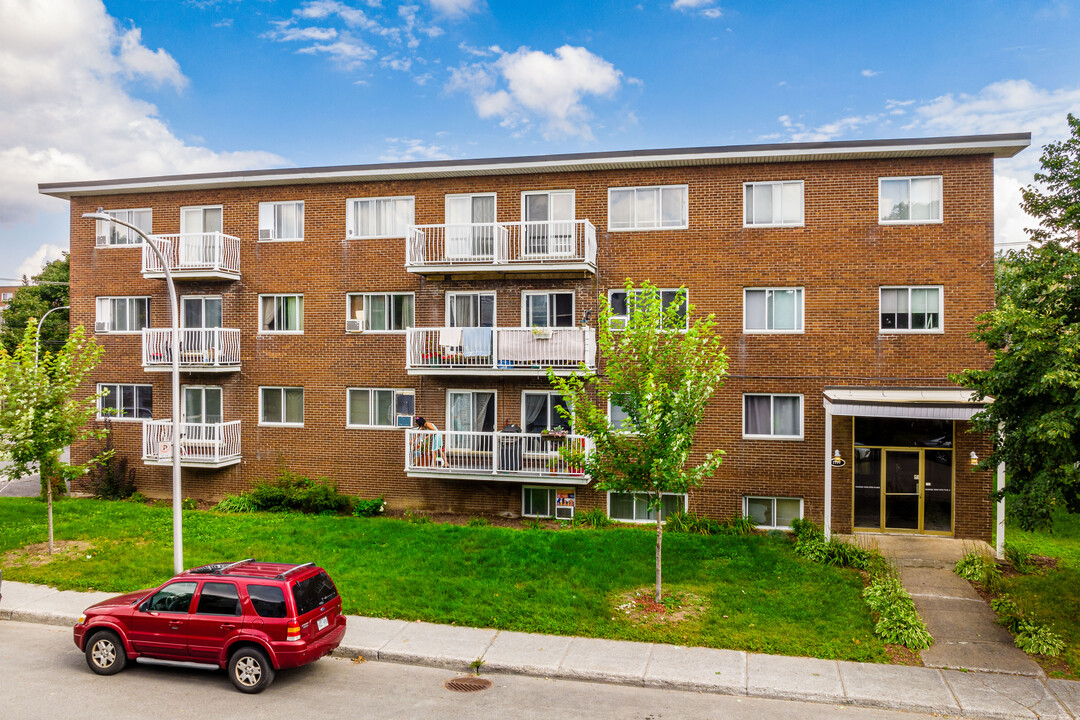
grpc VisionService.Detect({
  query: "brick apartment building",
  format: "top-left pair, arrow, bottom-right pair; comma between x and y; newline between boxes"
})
39,132 -> 1029,541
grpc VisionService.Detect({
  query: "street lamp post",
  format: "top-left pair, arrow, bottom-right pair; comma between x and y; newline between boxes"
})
33,304 -> 69,554
82,210 -> 184,573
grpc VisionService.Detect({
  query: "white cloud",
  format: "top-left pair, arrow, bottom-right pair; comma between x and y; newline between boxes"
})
860,69 -> 881,78
264,23 -> 339,42
0,0 -> 284,226
672,0 -> 713,7
16,243 -> 65,279
295,35 -> 377,70
425,0 -> 482,18
672,0 -> 722,18
447,45 -> 623,140
775,79 -> 1080,246
379,137 -> 452,162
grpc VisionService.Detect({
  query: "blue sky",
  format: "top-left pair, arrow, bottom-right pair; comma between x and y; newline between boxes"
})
1,0 -> 1078,279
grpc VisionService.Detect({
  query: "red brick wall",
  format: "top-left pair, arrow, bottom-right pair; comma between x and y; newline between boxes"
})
65,153 -> 997,539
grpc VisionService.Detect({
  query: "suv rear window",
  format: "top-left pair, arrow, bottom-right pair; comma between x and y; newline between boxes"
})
292,571 -> 338,616
247,584 -> 287,618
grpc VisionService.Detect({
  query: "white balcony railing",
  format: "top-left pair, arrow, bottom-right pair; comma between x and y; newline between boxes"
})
142,232 -> 241,278
142,328 -> 241,371
406,220 -> 596,271
405,327 -> 596,373
142,420 -> 241,467
406,429 -> 591,481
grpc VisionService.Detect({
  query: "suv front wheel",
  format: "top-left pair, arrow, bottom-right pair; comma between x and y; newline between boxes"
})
228,646 -> 275,693
85,630 -> 127,675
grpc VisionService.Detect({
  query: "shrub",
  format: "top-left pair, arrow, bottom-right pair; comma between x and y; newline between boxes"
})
573,508 -> 612,529
127,491 -> 147,504
954,551 -> 1003,593
521,518 -> 545,530
466,515 -> 490,528
1004,544 -> 1035,574
664,510 -> 717,535
249,470 -> 353,515
403,508 -> 431,524
719,514 -> 757,536
213,493 -> 255,513
85,424 -> 136,500
181,498 -> 197,511
862,568 -> 933,650
353,496 -> 386,518
991,595 -> 1065,656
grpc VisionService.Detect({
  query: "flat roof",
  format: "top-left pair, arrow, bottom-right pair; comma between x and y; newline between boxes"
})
39,132 -> 1030,199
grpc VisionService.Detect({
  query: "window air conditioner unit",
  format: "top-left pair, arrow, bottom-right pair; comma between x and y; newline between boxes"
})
258,229 -> 272,240
396,414 -> 413,428
96,235 -> 109,247
555,505 -> 574,520
95,321 -> 110,333
345,319 -> 363,333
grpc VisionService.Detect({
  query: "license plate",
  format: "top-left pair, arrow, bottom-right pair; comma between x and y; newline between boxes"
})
316,616 -> 328,631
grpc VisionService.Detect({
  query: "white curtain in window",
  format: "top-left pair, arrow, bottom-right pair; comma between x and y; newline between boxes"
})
744,395 -> 771,435
661,187 -> 684,227
781,183 -> 803,224
524,394 -> 548,433
635,188 -> 659,228
609,189 -> 633,229
745,290 -> 767,329
773,396 -> 800,436
753,184 -> 773,225
910,178 -> 937,220
349,389 -> 370,425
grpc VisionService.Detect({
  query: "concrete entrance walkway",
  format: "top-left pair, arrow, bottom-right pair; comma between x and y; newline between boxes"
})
855,533 -> 1044,677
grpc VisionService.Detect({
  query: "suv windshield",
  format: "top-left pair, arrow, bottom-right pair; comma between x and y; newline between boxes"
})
292,571 -> 338,616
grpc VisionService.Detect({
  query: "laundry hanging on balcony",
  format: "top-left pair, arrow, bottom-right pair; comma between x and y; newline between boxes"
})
439,327 -> 463,346
461,327 -> 492,357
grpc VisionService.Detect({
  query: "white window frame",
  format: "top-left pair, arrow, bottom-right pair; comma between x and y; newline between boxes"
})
521,290 -> 575,328
520,189 -> 576,220
607,184 -> 688,232
258,294 -> 304,334
742,181 -> 805,227
95,296 -> 150,334
445,388 -> 498,433
258,386 -> 304,427
179,205 -> 223,234
345,195 -> 415,240
181,385 -> 223,424
345,292 -> 415,333
180,294 -> 223,329
607,395 -> 634,434
258,200 -> 305,242
521,391 -> 571,434
743,496 -> 804,530
95,208 -> 152,247
445,291 -> 496,327
742,393 -> 804,440
2,293 -> 13,301
742,287 -> 804,334
607,288 -> 689,331
606,492 -> 688,523
444,192 -> 497,221
878,285 -> 945,334
346,388 -> 415,429
878,175 -> 943,225
97,383 -> 153,421
522,486 -> 558,518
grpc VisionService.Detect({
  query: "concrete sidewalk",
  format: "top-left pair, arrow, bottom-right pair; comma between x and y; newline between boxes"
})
3,580 -> 1078,720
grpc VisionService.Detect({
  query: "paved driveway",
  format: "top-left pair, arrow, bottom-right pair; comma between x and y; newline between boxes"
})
0,449 -> 71,498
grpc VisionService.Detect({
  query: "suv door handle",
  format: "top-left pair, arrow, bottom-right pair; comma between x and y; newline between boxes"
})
220,623 -> 236,630
168,621 -> 182,629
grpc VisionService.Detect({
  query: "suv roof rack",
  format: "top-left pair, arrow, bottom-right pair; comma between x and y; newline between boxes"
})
277,562 -> 315,580
189,558 -> 255,575
218,557 -> 256,574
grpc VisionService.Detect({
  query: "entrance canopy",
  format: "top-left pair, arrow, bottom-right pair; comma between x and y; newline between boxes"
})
822,386 -> 989,421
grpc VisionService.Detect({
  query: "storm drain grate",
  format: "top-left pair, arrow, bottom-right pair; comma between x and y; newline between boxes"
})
443,676 -> 493,693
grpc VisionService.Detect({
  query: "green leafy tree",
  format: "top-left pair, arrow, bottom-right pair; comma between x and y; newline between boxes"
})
550,281 -> 728,601
0,322 -> 109,552
1,253 -> 70,355
954,116 -> 1080,530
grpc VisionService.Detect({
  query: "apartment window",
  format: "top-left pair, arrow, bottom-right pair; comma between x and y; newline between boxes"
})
608,185 -> 687,231
347,388 -> 415,428
447,292 -> 495,327
448,390 -> 496,433
181,296 -> 222,329
743,181 -> 804,227
180,205 -> 223,234
745,496 -> 803,530
523,190 -> 575,256
1,293 -> 12,301
95,209 -> 152,246
880,286 -> 942,332
744,288 -> 803,333
608,394 -> 632,432
259,294 -> 303,333
608,492 -> 686,523
95,297 -> 150,333
523,392 -> 570,434
743,394 -> 803,439
346,196 -> 414,239
879,176 -> 942,223
445,193 -> 496,259
346,293 -> 414,332
522,487 -> 556,518
98,383 -> 153,420
182,386 -> 222,424
523,292 -> 574,328
609,288 -> 687,330
258,201 -> 304,241
259,387 -> 304,426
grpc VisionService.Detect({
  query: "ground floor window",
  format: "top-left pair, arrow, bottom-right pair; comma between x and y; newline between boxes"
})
608,492 -> 685,522
744,496 -> 802,529
523,486 -> 576,519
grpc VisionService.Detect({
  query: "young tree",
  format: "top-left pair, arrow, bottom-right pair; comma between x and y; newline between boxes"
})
954,115 -> 1080,530
550,281 -> 728,602
0,322 -> 108,553
1,254 -> 70,355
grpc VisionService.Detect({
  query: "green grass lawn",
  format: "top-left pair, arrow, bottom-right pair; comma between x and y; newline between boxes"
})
0,497 -> 887,662
1002,510 -> 1080,679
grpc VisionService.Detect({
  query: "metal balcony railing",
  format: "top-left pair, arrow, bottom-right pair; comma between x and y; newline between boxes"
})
405,220 -> 596,271
405,327 -> 596,373
142,328 -> 241,371
405,429 -> 591,481
142,420 -> 242,467
142,232 -> 241,278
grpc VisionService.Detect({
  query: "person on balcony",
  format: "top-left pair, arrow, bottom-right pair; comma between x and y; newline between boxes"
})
413,416 -> 447,467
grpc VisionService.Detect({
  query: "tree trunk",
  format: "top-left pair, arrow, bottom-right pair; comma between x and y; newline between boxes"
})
655,511 -> 663,603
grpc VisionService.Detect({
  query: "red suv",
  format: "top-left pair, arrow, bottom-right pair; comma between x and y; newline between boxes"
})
73,559 -> 346,693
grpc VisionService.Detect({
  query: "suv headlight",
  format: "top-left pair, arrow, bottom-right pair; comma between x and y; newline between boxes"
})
77,614 -> 87,625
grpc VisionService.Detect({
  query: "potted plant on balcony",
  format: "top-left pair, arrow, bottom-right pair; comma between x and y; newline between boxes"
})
531,327 -> 553,340
540,428 -> 568,446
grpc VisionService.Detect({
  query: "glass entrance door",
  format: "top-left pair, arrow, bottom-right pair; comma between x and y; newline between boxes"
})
884,450 -> 920,530
852,447 -> 954,534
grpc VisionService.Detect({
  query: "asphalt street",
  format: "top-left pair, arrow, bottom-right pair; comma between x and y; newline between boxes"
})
0,620 -> 950,720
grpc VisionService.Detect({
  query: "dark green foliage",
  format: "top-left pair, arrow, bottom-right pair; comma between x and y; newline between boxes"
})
352,496 -> 386,518
1020,113 -> 1080,249
1005,543 -> 1036,574
992,595 -> 1065,656
248,470 -> 353,515
720,515 -> 758,536
573,508 -> 613,529
0,254 -> 69,355
212,494 -> 255,513
403,508 -> 431,524
181,498 -> 197,511
466,515 -> 490,528
664,510 -> 718,535
955,550 -> 1004,593
85,422 -> 135,500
